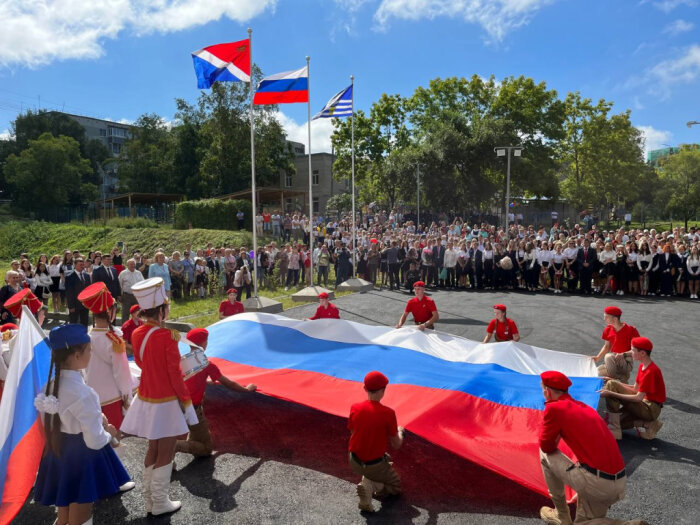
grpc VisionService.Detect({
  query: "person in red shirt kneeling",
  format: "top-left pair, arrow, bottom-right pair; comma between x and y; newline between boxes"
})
218,289 -> 244,319
600,336 -> 665,441
395,281 -> 438,331
591,306 -> 639,383
348,371 -> 404,513
483,304 -> 519,343
538,371 -> 648,525
176,328 -> 257,457
307,292 -> 340,320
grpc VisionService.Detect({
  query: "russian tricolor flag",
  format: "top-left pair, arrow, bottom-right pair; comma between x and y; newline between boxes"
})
253,67 -> 309,105
192,39 -> 251,89
0,307 -> 51,525
203,313 -> 601,498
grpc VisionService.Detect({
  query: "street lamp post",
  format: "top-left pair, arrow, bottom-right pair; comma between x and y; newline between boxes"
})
494,145 -> 523,227
416,164 -> 421,229
687,121 -> 699,128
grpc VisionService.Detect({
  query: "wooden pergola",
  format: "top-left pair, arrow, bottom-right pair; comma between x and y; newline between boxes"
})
218,186 -> 308,212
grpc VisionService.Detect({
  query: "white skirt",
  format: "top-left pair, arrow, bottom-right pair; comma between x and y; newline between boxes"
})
121,396 -> 198,440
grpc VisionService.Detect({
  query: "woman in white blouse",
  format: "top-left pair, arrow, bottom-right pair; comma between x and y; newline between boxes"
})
598,242 -> 616,295
636,241 -> 653,296
686,246 -> 700,299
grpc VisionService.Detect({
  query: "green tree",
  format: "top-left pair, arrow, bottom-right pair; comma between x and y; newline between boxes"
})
325,192 -> 353,216
656,145 -> 700,228
117,114 -> 174,193
4,133 -> 94,213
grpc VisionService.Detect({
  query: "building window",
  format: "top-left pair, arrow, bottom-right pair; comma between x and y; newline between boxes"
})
112,143 -> 121,154
99,129 -> 107,137
313,197 -> 319,213
285,173 -> 293,187
312,170 -> 319,185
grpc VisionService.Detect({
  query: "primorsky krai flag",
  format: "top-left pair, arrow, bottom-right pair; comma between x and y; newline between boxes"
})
313,85 -> 353,120
253,67 -> 308,105
201,313 -> 601,500
192,39 -> 250,89
0,307 -> 51,525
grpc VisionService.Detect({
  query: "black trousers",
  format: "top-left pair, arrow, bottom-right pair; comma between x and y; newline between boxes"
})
69,307 -> 89,327
388,263 -> 400,289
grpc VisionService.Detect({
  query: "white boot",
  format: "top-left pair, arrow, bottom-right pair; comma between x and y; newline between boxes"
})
150,462 -> 181,515
119,481 -> 135,492
143,465 -> 154,513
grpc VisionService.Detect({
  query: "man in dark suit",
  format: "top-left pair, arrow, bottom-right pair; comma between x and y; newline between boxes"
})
577,238 -> 596,295
432,240 -> 446,287
65,257 -> 91,326
91,254 -> 121,302
469,240 -> 483,289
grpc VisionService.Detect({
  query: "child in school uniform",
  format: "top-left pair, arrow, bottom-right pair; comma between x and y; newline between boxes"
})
33,324 -> 133,525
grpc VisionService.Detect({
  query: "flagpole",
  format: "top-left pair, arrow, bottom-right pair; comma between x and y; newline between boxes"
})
306,55 -> 314,287
249,28 -> 259,300
350,75 -> 356,276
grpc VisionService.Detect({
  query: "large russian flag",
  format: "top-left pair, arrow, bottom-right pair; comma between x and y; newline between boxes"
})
0,307 -> 51,525
192,39 -> 251,89
253,67 -> 309,105
203,313 -> 601,499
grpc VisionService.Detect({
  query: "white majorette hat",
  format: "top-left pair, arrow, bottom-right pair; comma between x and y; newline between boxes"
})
132,277 -> 168,310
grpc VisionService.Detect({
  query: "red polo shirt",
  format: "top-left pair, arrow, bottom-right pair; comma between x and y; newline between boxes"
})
636,362 -> 666,404
184,362 -> 223,406
309,303 -> 340,320
539,393 -> 624,475
405,295 -> 437,324
219,300 -> 244,317
601,323 -> 640,354
486,318 -> 519,341
348,400 -> 398,462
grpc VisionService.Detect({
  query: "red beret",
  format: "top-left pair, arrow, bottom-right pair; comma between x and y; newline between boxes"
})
129,304 -> 141,315
413,281 -> 425,288
364,371 -> 389,391
632,336 -> 653,352
78,282 -> 115,314
0,323 -> 18,332
540,371 -> 572,391
493,304 -> 507,312
187,328 -> 209,347
3,288 -> 43,317
318,292 -> 329,299
226,288 -> 238,295
604,306 -> 622,317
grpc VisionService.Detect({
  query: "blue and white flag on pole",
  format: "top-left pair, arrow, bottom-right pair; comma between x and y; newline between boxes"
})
312,84 -> 353,120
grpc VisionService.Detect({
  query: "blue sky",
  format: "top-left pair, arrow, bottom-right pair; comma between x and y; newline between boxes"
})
1,0 -> 699,155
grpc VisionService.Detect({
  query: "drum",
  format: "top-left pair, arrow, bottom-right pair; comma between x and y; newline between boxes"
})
180,348 -> 209,380
499,256 -> 513,270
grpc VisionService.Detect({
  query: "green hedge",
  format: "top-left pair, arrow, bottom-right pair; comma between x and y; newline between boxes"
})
174,199 -> 252,231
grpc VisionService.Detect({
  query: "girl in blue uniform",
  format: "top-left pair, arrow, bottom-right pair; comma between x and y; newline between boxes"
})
34,324 -> 132,525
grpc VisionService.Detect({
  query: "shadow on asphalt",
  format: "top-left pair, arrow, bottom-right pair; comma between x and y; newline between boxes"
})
188,386 -> 548,522
620,434 -> 700,478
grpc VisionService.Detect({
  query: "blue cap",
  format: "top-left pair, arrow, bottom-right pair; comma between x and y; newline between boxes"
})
49,324 -> 90,351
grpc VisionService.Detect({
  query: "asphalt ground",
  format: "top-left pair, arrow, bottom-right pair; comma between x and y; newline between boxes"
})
14,287 -> 700,524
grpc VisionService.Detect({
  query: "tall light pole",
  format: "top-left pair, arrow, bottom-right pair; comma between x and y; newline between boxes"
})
494,146 -> 523,227
687,121 -> 699,128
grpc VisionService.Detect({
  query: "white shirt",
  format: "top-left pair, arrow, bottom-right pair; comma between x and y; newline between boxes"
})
443,249 -> 457,268
43,369 -> 112,450
86,327 -> 134,406
118,268 -> 145,294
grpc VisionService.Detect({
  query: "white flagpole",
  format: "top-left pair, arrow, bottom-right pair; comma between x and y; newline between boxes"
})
350,75 -> 356,276
249,28 -> 259,299
306,55 -> 314,287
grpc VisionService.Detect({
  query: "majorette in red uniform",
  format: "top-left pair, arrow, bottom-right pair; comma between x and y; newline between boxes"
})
307,292 -> 340,320
120,277 -> 198,516
78,281 -> 134,430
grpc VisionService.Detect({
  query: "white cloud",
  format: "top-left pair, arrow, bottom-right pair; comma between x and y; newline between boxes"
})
276,112 -> 335,154
0,129 -> 13,141
648,44 -> 700,98
662,19 -> 695,35
373,0 -> 557,42
649,0 -> 697,13
638,125 -> 673,157
0,0 -> 276,68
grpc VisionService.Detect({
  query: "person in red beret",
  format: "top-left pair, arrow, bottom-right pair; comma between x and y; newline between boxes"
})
600,337 -> 666,441
482,304 -> 520,343
395,281 -> 438,331
591,306 -> 640,383
348,371 -> 405,513
537,371 -> 647,525
176,328 -> 257,457
120,304 -> 143,353
307,292 -> 340,320
79,282 -> 133,431
218,288 -> 244,319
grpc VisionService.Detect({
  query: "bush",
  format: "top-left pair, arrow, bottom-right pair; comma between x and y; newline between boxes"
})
174,199 -> 252,231
104,217 -> 159,229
